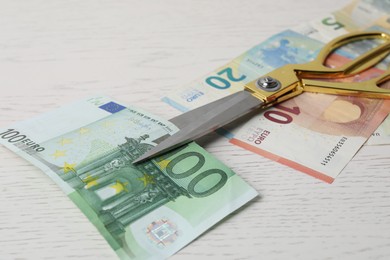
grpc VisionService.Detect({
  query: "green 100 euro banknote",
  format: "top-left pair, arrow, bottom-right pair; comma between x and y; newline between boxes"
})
0,95 -> 257,259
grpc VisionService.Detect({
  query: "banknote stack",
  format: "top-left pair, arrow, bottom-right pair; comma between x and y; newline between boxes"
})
162,0 -> 390,183
1,0 -> 389,259
0,96 -> 258,259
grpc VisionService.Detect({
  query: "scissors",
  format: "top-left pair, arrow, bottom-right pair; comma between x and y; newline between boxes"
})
133,31 -> 390,164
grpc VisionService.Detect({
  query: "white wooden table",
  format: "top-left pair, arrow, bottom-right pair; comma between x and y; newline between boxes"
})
1,0 -> 389,259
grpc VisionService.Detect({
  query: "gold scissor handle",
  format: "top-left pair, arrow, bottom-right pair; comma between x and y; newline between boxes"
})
301,31 -> 390,98
245,31 -> 390,104
303,31 -> 390,77
302,68 -> 390,98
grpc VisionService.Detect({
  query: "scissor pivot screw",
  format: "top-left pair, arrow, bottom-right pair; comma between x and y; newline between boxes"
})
256,76 -> 281,92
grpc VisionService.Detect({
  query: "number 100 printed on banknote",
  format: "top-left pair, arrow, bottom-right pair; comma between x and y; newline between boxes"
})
0,96 -> 257,259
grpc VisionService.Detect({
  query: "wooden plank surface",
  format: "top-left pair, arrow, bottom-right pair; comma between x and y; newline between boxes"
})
1,0 -> 389,259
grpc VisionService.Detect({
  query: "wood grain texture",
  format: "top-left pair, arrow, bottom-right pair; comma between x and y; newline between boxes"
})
1,0 -> 389,259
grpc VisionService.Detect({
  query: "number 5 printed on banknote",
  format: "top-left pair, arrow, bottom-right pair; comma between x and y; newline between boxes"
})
0,95 -> 258,259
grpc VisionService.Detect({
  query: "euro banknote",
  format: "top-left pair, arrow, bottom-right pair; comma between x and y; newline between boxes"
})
162,0 -> 390,182
0,95 -> 257,259
298,0 -> 390,146
229,37 -> 390,182
294,0 -> 390,42
162,0 -> 390,113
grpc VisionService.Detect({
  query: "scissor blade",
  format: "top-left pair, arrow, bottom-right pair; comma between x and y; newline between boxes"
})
133,91 -> 264,164
169,92 -> 247,129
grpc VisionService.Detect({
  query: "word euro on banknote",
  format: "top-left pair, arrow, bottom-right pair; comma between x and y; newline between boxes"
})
162,0 -> 390,182
0,96 -> 257,259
